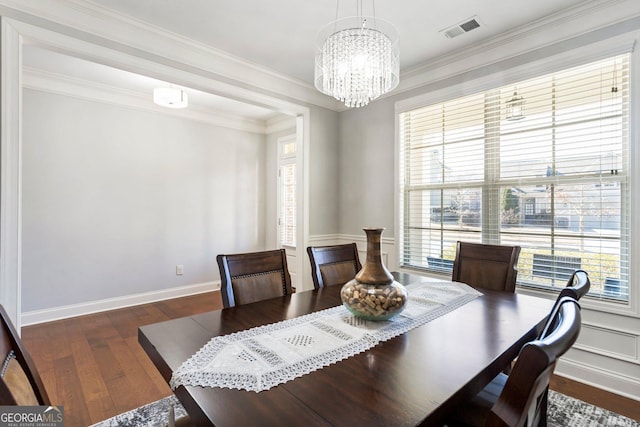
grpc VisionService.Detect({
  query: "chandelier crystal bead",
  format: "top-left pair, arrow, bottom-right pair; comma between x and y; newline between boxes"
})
315,16 -> 399,108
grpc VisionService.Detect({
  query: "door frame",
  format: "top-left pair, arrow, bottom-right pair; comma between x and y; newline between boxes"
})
0,17 -> 311,329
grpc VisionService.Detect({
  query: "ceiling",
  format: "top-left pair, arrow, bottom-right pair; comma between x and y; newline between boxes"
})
85,0 -> 588,84
22,45 -> 280,122
23,0 -> 591,121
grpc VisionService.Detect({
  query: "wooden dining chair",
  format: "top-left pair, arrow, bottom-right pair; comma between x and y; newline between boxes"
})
501,269 -> 589,390
217,249 -> 293,308
538,269 -> 589,340
447,296 -> 582,427
307,243 -> 362,289
452,241 -> 521,292
167,402 -> 192,427
0,304 -> 50,405
558,269 -> 590,301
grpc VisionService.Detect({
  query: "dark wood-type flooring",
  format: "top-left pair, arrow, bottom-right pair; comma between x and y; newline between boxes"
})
21,291 -> 639,427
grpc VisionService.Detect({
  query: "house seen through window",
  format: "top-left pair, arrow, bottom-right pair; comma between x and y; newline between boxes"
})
398,53 -> 630,301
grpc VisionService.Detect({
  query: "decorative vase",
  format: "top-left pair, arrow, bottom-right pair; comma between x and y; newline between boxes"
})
340,228 -> 408,321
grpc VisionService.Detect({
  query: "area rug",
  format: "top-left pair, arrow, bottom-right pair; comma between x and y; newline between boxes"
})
91,390 -> 639,426
89,395 -> 186,427
547,390 -> 638,427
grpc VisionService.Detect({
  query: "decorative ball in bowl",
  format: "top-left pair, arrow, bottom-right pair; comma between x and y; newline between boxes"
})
341,280 -> 408,321
341,227 -> 408,321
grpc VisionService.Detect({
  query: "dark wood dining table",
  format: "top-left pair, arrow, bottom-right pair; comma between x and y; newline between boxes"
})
138,272 -> 553,426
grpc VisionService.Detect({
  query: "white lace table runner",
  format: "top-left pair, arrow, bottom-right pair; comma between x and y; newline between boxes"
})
170,279 -> 481,392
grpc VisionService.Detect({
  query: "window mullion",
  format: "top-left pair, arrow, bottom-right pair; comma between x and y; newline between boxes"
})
484,89 -> 501,244
550,76 -> 557,256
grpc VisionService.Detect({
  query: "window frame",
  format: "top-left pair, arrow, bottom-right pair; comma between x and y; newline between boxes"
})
394,34 -> 639,316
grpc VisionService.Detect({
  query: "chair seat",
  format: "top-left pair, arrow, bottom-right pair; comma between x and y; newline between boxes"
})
448,373 -> 507,426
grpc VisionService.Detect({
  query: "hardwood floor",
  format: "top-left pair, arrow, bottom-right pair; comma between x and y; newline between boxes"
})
22,292 -> 222,427
21,291 -> 639,427
550,375 -> 639,422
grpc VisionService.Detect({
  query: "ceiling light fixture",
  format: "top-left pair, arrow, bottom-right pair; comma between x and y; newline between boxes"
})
505,88 -> 525,121
314,0 -> 399,108
153,87 -> 188,109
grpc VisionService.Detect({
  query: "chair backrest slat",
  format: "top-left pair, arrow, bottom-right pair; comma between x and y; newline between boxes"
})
538,270 -> 590,340
307,243 -> 362,289
452,242 -> 521,292
559,269 -> 590,300
217,249 -> 293,308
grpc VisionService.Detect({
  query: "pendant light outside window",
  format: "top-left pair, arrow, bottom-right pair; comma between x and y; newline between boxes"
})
505,88 -> 525,121
153,87 -> 188,109
314,1 -> 400,108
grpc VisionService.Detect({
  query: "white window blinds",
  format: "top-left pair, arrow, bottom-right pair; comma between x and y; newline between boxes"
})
279,163 -> 296,246
279,136 -> 297,247
399,53 -> 630,301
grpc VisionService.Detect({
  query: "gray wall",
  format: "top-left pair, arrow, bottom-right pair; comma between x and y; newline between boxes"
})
308,106 -> 340,236
339,100 -> 396,236
265,106 -> 340,246
22,89 -> 266,312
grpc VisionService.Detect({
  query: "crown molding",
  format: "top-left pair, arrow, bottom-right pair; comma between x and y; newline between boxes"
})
393,0 -> 640,96
23,67 -> 270,134
0,0 -> 344,111
2,0 -> 638,113
266,115 -> 297,135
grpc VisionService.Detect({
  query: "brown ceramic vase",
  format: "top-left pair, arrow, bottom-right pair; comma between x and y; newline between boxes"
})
340,228 -> 408,321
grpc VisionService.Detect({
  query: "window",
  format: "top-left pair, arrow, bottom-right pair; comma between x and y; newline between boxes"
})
278,135 -> 296,247
399,54 -> 630,301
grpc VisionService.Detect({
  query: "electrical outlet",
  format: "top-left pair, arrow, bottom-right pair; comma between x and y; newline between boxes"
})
176,265 -> 184,276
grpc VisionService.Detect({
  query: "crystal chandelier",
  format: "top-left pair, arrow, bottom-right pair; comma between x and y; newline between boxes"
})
314,2 -> 399,108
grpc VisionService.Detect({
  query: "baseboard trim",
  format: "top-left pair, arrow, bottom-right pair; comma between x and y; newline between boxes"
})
554,350 -> 640,401
21,281 -> 220,326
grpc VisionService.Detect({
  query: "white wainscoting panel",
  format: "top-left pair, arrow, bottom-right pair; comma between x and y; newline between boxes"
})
555,349 -> 640,400
576,323 -> 638,361
284,247 -> 298,290
333,233 -> 397,272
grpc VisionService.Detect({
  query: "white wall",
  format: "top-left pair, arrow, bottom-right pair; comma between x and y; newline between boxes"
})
22,89 -> 266,312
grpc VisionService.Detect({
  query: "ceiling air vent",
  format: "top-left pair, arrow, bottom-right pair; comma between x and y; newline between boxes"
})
441,16 -> 481,39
